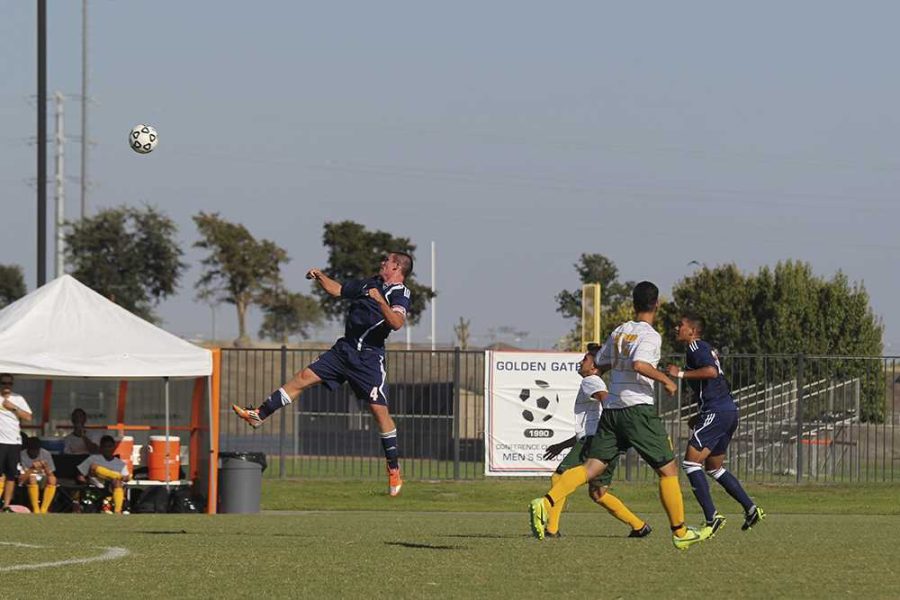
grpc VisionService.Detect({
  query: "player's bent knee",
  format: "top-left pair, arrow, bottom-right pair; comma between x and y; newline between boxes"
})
682,460 -> 703,475
588,485 -> 608,503
706,467 -> 726,479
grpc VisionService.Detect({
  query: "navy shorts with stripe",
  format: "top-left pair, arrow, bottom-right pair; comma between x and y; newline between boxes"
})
308,338 -> 388,405
689,410 -> 738,454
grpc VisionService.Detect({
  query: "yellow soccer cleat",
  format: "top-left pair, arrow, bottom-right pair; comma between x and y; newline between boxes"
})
672,526 -> 706,550
529,498 -> 548,540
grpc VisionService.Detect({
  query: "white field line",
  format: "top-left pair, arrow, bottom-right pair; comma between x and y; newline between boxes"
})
0,546 -> 129,572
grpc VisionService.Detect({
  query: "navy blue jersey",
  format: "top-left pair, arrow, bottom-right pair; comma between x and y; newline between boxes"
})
685,340 -> 736,412
340,277 -> 411,351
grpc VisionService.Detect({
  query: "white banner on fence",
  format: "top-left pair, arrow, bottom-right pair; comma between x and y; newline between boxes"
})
484,350 -> 585,476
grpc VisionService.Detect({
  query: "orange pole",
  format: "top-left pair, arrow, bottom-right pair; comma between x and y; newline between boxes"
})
41,380 -> 53,431
189,377 -> 204,482
116,381 -> 128,429
207,348 -> 221,514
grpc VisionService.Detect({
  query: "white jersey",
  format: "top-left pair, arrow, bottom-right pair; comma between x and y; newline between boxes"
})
63,431 -> 99,454
77,455 -> 129,488
19,448 -> 56,474
573,375 -> 607,439
596,321 -> 662,409
0,393 -> 31,444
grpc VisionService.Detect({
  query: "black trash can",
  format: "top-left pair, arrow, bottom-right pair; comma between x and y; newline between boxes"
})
218,452 -> 267,514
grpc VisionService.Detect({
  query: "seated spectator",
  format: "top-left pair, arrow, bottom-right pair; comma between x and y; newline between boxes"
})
76,435 -> 130,514
18,434 -> 57,514
63,408 -> 99,455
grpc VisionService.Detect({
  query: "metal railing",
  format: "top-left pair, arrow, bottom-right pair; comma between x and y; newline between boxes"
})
219,348 -> 900,483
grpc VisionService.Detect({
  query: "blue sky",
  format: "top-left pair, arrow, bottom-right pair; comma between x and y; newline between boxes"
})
2,2 -> 899,350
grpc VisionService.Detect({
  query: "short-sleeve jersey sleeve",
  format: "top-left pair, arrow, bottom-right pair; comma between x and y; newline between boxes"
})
340,278 -> 366,299
77,456 -> 94,476
579,376 -> 608,400
385,285 -> 411,315
632,330 -> 662,365
688,341 -> 717,369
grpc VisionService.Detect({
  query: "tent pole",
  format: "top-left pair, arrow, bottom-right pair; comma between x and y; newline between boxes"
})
164,376 -> 170,491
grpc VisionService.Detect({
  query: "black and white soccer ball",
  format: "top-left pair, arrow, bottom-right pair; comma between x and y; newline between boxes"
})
519,379 -> 559,423
129,124 -> 158,154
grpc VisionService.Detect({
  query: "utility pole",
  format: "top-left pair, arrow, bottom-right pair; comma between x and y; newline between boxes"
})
37,0 -> 47,287
431,241 -> 436,352
54,92 -> 66,278
80,0 -> 89,218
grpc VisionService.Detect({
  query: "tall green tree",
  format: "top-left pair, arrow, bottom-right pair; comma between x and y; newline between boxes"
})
65,206 -> 184,321
0,265 -> 26,309
315,221 -> 435,324
258,289 -> 324,344
194,212 -> 288,346
667,261 -> 885,421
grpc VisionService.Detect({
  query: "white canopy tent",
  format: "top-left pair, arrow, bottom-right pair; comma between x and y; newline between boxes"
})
0,275 -> 219,511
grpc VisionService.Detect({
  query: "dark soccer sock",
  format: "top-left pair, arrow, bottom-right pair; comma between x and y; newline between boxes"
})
257,388 -> 291,420
684,460 -> 716,523
708,467 -> 755,513
380,429 -> 399,470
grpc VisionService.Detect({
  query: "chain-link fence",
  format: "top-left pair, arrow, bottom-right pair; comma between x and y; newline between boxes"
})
220,348 -> 900,483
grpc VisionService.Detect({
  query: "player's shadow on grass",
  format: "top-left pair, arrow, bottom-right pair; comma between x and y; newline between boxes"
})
384,541 -> 467,551
442,533 -> 623,540
137,530 -> 191,535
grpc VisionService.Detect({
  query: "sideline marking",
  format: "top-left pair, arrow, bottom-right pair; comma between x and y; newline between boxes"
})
0,546 -> 129,572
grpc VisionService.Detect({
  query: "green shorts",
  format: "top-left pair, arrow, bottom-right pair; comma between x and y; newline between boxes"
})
587,404 -> 675,469
556,438 -> 618,487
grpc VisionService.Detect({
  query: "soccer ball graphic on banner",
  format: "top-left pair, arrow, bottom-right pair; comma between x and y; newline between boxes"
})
519,379 -> 559,423
129,124 -> 158,154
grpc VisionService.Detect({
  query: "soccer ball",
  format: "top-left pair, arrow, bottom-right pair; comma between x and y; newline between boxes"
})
519,380 -> 559,423
129,124 -> 158,154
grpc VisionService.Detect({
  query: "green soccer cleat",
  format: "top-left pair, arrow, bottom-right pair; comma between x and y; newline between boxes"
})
701,512 -> 727,539
742,506 -> 766,531
529,498 -> 548,540
672,526 -> 706,550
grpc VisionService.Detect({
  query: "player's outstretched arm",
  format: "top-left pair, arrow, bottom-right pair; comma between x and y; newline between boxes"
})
306,268 -> 342,297
634,361 -> 677,396
665,364 -> 718,381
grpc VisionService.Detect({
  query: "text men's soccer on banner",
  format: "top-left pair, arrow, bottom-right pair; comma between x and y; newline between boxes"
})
484,351 -> 583,476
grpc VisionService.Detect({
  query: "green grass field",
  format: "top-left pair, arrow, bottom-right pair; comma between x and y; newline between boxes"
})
3,480 -> 900,598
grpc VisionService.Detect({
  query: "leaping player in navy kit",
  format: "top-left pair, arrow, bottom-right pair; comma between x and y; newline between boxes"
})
666,313 -> 765,537
233,252 -> 413,497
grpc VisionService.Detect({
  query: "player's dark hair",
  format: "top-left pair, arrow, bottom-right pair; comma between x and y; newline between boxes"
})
391,251 -> 413,277
99,435 -> 115,446
681,312 -> 705,336
632,281 -> 659,313
24,435 -> 39,448
585,342 -> 602,356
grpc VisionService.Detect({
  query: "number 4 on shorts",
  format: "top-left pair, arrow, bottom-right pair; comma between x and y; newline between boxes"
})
370,387 -> 380,402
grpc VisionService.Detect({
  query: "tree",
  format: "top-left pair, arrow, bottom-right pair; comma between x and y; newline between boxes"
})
258,289 -> 324,344
454,317 -> 471,350
667,261 -> 885,421
65,206 -> 184,321
555,254 -> 635,350
194,212 -> 288,346
315,221 -> 435,324
0,265 -> 25,309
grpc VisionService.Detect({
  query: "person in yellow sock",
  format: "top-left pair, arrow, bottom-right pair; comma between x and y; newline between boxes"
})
76,435 -> 131,514
17,435 -> 58,514
540,344 -> 650,538
530,282 -> 705,549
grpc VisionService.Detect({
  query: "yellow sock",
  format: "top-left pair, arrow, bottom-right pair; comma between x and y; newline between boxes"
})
94,466 -> 123,481
40,485 -> 56,514
546,465 -> 588,508
597,492 -> 645,531
27,484 -> 40,513
113,488 -> 125,514
545,474 -> 568,534
658,475 -> 687,537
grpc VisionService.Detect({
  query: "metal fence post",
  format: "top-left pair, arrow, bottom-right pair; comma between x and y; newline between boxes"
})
279,344 -> 287,479
796,353 -> 805,483
452,347 -> 461,480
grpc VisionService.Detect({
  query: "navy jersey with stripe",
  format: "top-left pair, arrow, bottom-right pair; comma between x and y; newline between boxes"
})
685,339 -> 736,412
340,277 -> 411,351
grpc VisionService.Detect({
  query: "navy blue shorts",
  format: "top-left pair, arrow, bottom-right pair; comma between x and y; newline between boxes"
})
308,339 -> 388,405
689,410 -> 738,454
